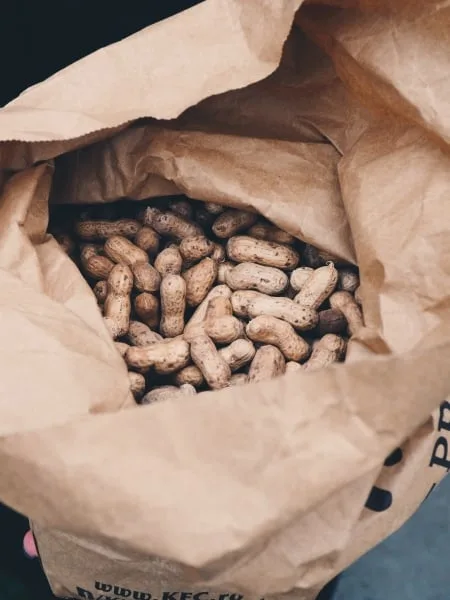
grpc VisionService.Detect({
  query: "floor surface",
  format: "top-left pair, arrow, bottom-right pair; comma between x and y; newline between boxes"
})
334,473 -> 450,600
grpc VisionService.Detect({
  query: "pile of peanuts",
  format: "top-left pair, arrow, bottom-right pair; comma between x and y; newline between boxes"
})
50,197 -> 363,404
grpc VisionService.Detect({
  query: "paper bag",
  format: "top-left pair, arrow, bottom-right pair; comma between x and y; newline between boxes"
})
0,1 -> 449,599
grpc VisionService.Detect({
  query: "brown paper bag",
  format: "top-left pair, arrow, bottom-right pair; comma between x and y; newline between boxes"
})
0,1 -> 449,599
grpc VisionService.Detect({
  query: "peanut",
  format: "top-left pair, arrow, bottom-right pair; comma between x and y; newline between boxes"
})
294,263 -> 338,309
225,262 -> 288,295
229,373 -> 249,387
126,338 -> 190,373
211,243 -> 226,263
189,334 -> 231,390
302,245 -> 326,268
160,334 -> 185,343
141,383 -> 196,405
311,339 -> 322,352
105,262 -> 133,296
329,291 -> 364,336
338,269 -> 360,294
80,244 -> 101,266
134,293 -> 159,329
135,226 -> 160,256
170,198 -> 194,220
154,245 -> 183,277
76,219 -> 141,241
160,274 -> 186,337
246,293 -> 318,331
230,290 -> 262,318
103,264 -> 133,339
131,262 -> 161,293
217,262 -> 235,284
93,280 -> 108,304
179,236 -> 214,263
290,267 -> 314,292
316,308 -> 347,336
303,334 -> 346,372
184,285 -> 232,337
212,210 -> 258,238
204,202 -> 225,215
84,255 -> 115,280
219,339 -> 255,371
183,257 -> 218,307
227,236 -> 299,270
246,316 -> 310,361
142,386 -> 180,404
248,345 -> 286,383
174,365 -> 205,388
128,371 -> 146,400
354,286 -> 362,306
144,207 -> 202,240
205,296 -> 233,319
127,321 -> 162,346
247,222 -> 295,245
174,339 -> 254,386
184,295 -> 242,344
104,235 -> 149,266
179,383 -> 197,396
303,245 -> 345,268
204,316 -> 244,345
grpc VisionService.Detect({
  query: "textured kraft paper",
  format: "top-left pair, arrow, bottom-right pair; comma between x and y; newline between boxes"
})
0,1 -> 449,599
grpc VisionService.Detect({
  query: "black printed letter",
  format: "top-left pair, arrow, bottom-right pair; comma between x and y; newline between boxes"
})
114,588 -> 131,598
76,588 -> 94,600
429,437 -> 450,470
438,401 -> 450,432
96,583 -> 113,593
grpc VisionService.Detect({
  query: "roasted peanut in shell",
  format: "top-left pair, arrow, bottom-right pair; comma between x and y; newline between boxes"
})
126,338 -> 190,373
212,210 -> 257,238
144,207 -> 203,240
76,219 -> 140,241
246,293 -> 318,331
227,236 -> 299,270
103,264 -> 133,339
104,235 -> 149,266
134,293 -> 160,330
183,257 -> 218,307
246,316 -> 309,362
303,334 -> 346,371
248,345 -> 286,383
189,334 -> 231,390
294,263 -> 338,310
225,262 -> 288,295
160,274 -> 186,338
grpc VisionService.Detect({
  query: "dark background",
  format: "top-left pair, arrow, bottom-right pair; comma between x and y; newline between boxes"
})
0,0 -> 204,107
